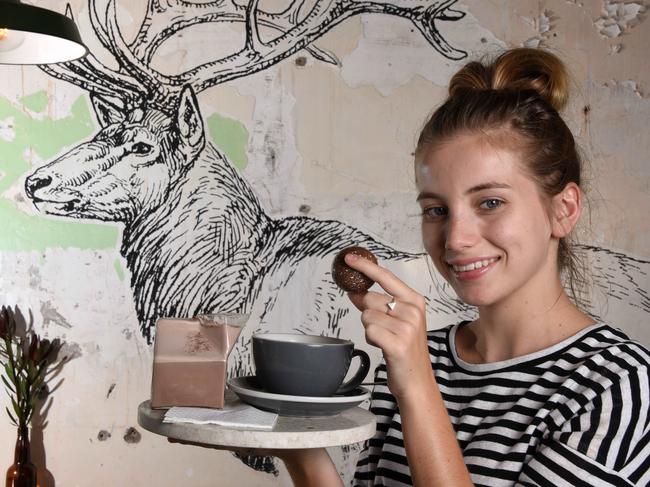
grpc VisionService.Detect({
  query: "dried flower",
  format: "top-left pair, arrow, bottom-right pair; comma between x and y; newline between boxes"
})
0,306 -> 13,340
28,332 -> 39,361
0,306 -> 66,428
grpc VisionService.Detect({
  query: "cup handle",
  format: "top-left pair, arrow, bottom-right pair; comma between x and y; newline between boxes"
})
335,349 -> 371,395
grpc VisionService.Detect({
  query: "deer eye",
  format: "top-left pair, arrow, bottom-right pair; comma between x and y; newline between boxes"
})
131,142 -> 153,155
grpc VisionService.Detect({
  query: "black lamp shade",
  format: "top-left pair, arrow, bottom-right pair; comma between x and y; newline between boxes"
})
0,0 -> 87,64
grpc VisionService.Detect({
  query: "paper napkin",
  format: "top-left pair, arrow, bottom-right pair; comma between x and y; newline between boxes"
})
163,399 -> 278,430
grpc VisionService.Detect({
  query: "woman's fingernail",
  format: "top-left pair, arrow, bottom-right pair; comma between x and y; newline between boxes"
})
346,253 -> 360,262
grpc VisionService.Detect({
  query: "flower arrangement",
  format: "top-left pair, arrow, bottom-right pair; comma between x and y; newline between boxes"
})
0,306 -> 65,429
1,305 -> 68,487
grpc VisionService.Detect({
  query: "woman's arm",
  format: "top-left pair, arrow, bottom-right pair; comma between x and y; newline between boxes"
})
280,448 -> 344,487
167,441 -> 343,486
398,375 -> 473,486
345,253 -> 473,486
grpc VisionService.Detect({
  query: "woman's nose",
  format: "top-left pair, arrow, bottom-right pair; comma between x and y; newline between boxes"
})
444,214 -> 478,251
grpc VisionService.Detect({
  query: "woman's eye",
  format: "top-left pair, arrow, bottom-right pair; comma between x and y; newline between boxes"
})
422,206 -> 448,219
132,142 -> 153,155
480,198 -> 503,210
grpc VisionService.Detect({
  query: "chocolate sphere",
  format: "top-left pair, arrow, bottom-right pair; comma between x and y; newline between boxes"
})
332,246 -> 377,292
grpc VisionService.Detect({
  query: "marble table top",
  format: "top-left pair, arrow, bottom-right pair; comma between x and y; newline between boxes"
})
138,393 -> 376,449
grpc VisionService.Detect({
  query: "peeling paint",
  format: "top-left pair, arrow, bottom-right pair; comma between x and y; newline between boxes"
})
605,79 -> 648,98
341,7 -> 505,95
594,0 -> 646,38
609,43 -> 624,54
523,10 -> 555,48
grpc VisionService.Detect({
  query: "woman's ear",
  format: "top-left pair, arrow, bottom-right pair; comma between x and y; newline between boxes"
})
551,182 -> 582,238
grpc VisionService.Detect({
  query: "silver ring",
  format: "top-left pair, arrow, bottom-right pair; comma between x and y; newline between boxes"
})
387,297 -> 396,312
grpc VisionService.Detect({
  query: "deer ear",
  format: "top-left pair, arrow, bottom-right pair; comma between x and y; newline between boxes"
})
91,95 -> 125,127
176,85 -> 205,161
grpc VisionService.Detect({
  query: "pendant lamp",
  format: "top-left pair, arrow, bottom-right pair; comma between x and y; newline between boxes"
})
0,0 -> 87,65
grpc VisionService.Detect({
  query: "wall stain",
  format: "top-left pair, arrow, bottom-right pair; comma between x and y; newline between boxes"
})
123,427 -> 141,444
29,265 -> 42,289
97,430 -> 111,441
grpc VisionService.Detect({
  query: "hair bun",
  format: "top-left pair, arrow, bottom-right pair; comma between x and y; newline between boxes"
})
449,48 -> 570,111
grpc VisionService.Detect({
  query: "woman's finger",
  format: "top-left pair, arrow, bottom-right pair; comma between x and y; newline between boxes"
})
361,308 -> 399,331
364,319 -> 399,349
350,292 -> 424,328
348,290 -> 396,312
344,253 -> 417,301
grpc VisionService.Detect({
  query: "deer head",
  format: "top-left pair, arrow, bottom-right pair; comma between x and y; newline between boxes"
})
26,0 -> 466,223
25,87 -> 204,223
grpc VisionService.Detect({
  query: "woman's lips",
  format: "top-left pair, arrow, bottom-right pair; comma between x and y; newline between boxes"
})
448,256 -> 500,281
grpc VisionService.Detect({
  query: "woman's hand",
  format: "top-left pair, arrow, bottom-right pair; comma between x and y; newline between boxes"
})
344,253 -> 434,401
345,255 -> 474,485
167,440 -> 343,486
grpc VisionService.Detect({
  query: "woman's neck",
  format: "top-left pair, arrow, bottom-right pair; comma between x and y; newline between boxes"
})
458,279 -> 595,364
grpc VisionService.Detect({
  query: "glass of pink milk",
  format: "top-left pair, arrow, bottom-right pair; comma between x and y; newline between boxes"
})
150,312 -> 249,409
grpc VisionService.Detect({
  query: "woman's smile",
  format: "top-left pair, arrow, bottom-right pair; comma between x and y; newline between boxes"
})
447,256 -> 501,280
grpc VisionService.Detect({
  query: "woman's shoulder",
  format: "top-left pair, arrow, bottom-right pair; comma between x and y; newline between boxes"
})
570,323 -> 650,385
581,324 -> 650,365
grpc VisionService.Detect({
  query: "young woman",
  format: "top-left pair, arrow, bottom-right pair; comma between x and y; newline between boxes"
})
279,48 -> 650,486
173,48 -> 650,486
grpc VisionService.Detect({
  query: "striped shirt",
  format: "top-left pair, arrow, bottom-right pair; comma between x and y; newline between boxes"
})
354,322 -> 650,486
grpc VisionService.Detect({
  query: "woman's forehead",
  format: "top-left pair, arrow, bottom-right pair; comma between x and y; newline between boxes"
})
415,135 -> 526,190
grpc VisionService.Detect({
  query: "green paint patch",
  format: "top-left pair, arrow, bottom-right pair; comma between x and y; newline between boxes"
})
207,113 -> 249,171
113,258 -> 125,281
0,200 -> 118,251
0,91 -> 119,251
20,91 -> 49,113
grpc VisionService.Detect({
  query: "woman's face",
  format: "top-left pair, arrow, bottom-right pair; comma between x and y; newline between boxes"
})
416,132 -> 559,308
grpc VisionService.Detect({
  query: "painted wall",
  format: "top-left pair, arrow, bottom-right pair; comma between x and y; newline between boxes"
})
1,0 -> 649,485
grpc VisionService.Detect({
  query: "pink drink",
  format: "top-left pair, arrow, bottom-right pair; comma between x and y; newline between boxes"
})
150,315 -> 246,408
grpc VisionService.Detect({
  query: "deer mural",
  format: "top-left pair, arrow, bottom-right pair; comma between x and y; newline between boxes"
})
23,0 -> 650,346
23,0 -> 471,346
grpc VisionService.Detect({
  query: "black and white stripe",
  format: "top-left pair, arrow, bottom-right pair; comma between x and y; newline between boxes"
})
354,323 -> 650,486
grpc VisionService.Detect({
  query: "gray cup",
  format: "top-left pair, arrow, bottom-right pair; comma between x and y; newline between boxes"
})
252,333 -> 371,397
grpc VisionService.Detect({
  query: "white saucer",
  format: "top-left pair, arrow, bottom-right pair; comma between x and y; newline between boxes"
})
227,376 -> 371,416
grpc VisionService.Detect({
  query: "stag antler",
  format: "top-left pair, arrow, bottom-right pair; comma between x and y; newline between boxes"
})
128,0 -> 467,92
40,1 -> 149,111
42,0 -> 466,113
